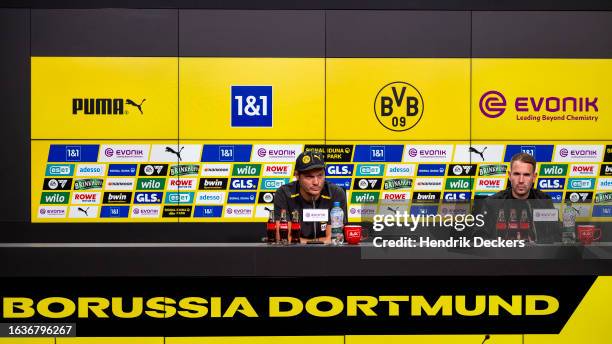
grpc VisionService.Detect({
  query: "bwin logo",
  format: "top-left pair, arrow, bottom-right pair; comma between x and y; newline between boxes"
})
72,98 -> 145,115
469,147 -> 487,161
165,146 -> 184,161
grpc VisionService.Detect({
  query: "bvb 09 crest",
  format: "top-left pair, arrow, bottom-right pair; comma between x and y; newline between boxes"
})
374,82 -> 424,132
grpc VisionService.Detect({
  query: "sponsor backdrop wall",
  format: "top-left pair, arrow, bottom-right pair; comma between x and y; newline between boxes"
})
1,4 -> 612,344
29,11 -> 612,224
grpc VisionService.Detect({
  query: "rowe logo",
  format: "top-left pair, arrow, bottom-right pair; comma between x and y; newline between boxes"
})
72,98 -> 145,115
570,164 -> 597,176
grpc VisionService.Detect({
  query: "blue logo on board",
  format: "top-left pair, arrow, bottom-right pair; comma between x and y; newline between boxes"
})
231,86 -> 272,127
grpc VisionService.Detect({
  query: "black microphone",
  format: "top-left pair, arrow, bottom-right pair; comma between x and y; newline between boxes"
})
481,334 -> 490,344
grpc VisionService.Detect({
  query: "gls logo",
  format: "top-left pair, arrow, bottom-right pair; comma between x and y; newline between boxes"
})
326,164 -> 354,176
134,192 -> 163,204
231,86 -> 272,127
72,98 -> 145,115
230,178 -> 258,190
374,82 -> 424,132
537,178 -> 565,190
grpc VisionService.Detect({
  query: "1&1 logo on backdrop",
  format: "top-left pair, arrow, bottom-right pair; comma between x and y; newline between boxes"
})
231,86 -> 272,127
373,82 -> 424,132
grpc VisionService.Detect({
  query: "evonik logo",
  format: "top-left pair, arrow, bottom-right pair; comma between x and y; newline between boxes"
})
479,90 -> 599,118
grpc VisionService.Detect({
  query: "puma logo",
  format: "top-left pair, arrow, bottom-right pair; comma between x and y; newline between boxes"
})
126,99 -> 146,114
387,206 -> 400,213
165,146 -> 184,161
78,207 -> 90,216
469,146 -> 487,161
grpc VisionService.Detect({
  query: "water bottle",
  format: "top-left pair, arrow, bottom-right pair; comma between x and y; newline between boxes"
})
330,201 -> 344,245
562,201 -> 577,244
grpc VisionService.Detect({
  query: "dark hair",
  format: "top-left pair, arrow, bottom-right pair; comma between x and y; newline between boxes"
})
510,152 -> 537,172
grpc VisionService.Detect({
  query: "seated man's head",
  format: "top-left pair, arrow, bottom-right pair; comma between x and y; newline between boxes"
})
294,151 -> 326,200
509,152 -> 537,199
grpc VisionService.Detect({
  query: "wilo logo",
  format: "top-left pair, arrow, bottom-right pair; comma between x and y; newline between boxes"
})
539,164 -> 568,176
350,192 -> 379,204
232,164 -> 262,176
40,192 -> 69,204
137,178 -> 165,190
445,178 -> 473,190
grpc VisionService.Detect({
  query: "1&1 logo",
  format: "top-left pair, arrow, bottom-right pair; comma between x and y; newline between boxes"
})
374,82 -> 424,131
231,86 -> 272,127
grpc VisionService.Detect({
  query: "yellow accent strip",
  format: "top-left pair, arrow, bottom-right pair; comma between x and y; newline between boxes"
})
321,195 -> 331,199
290,194 -> 300,198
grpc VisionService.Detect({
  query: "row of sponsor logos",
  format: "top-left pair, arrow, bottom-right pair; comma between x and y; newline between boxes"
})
38,205 -> 269,219
42,177 -> 290,191
41,177 -> 612,199
37,203 -> 612,219
47,144 -> 612,164
45,162 -> 612,179
40,188 -> 612,207
40,191 -> 276,206
347,204 -> 612,219
346,191 -> 612,205
46,163 -> 293,177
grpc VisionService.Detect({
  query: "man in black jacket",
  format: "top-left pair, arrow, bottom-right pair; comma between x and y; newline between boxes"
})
473,152 -> 559,243
273,150 -> 348,243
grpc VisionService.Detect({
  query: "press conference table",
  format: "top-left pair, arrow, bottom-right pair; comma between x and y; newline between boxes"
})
2,242 -> 612,277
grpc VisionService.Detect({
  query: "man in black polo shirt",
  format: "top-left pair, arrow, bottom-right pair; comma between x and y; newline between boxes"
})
273,150 -> 348,243
473,152 -> 559,243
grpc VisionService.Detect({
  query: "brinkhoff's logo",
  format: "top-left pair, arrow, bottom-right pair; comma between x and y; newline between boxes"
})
72,98 -> 146,115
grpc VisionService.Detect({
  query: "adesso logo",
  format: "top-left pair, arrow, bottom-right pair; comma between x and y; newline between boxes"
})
231,86 -> 272,127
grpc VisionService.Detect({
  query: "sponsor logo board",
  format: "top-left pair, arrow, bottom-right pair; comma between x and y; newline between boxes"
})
200,164 -> 231,177
453,145 -> 504,162
403,145 -> 453,162
98,144 -> 150,162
